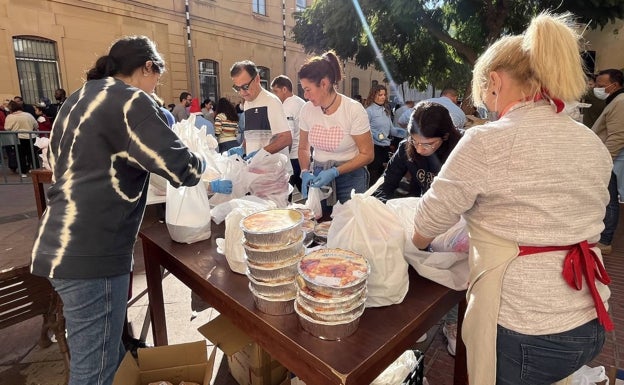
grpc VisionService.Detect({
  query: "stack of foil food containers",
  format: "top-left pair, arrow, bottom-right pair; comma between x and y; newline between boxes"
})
241,209 -> 304,315
295,248 -> 370,340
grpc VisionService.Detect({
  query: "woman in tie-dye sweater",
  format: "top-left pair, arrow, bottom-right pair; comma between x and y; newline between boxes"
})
31,36 -> 206,385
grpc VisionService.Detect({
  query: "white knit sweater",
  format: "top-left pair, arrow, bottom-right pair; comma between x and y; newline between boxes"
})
414,101 -> 613,334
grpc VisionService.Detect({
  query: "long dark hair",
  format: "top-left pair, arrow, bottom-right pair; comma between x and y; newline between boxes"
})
406,101 -> 462,163
86,36 -> 165,81
214,98 -> 239,122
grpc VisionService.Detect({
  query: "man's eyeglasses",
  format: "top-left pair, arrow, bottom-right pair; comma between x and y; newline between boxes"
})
232,77 -> 255,93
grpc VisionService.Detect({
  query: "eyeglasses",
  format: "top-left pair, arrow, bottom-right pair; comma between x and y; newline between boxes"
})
409,137 -> 440,150
232,77 -> 255,93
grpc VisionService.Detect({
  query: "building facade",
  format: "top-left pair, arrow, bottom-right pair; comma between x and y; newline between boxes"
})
0,0 -> 383,107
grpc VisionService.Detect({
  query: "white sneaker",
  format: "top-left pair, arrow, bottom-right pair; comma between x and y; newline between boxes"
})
443,323 -> 457,356
416,333 -> 427,343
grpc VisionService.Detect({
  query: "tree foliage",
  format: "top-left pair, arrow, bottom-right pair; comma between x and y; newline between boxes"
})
292,0 -> 624,91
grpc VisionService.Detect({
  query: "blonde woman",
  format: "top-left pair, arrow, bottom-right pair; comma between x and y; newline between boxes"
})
412,13 -> 612,385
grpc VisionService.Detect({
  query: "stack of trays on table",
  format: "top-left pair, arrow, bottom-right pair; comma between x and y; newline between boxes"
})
295,248 -> 370,340
295,208 -> 316,246
241,209 -> 304,315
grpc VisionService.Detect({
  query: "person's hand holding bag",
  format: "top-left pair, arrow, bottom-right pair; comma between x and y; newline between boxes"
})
310,167 -> 339,188
210,179 -> 233,194
300,171 -> 314,198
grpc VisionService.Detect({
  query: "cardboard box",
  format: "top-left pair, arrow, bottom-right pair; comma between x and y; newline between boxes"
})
198,314 -> 288,385
112,341 -> 215,385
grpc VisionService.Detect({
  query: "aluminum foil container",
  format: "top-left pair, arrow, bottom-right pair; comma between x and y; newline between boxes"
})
301,219 -> 315,247
240,209 -> 303,247
247,273 -> 297,298
298,249 -> 370,297
313,221 -> 331,244
249,284 -> 295,315
243,235 -> 304,264
295,301 -> 364,340
295,208 -> 316,221
296,297 -> 366,323
297,284 -> 367,312
246,253 -> 302,282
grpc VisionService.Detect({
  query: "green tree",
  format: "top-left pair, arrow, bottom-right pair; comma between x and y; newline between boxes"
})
292,0 -> 624,92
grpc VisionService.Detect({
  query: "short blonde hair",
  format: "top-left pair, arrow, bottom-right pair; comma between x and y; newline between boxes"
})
472,12 -> 586,107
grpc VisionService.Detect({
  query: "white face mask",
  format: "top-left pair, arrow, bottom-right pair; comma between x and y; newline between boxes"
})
593,87 -> 609,100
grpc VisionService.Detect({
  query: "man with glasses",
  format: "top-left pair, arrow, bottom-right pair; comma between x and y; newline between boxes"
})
172,91 -> 192,122
228,61 -> 292,169
592,68 -> 624,255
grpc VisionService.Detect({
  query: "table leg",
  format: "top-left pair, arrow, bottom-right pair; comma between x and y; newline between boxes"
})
454,298 -> 468,385
142,238 -> 168,346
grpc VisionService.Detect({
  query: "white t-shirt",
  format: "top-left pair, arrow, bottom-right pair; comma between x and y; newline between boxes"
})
299,95 -> 370,163
244,88 -> 291,164
282,94 -> 306,159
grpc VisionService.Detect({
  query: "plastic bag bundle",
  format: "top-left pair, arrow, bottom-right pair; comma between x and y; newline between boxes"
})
34,136 -> 50,170
209,154 -> 254,206
165,117 -> 213,243
328,191 -> 409,307
247,149 -> 291,208
303,186 -> 332,220
386,197 -> 469,291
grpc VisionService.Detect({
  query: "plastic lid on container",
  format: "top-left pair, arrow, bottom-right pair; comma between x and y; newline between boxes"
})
298,248 -> 369,289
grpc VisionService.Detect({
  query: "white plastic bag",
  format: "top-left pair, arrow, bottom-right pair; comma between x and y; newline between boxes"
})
386,197 -> 469,291
165,183 -> 212,243
570,365 -> 609,385
328,191 -> 409,307
165,116 -> 213,243
304,186 -> 332,220
247,149 -> 291,208
370,350 -> 419,385
209,154 -> 254,206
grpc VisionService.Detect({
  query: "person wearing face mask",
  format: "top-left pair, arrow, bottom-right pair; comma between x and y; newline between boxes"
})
373,101 -> 461,203
364,84 -> 404,185
591,68 -> 624,256
580,74 -> 606,128
411,13 -> 612,385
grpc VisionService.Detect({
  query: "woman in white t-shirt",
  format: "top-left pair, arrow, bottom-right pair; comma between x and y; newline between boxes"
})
297,50 -> 374,215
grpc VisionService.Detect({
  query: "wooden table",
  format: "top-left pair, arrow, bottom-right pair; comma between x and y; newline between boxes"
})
140,223 -> 468,385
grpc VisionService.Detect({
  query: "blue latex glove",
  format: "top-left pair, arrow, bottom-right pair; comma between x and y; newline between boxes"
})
244,149 -> 259,161
210,179 -> 233,194
227,146 -> 244,157
310,167 -> 339,188
300,171 -> 314,199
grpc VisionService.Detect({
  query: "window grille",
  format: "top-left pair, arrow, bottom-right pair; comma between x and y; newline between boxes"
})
253,0 -> 266,15
13,36 -> 61,105
199,59 -> 219,103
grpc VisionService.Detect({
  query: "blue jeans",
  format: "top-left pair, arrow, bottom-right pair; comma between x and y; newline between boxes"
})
51,274 -> 130,385
600,172 -> 619,245
314,166 -> 369,216
496,319 -> 605,385
613,150 -> 624,201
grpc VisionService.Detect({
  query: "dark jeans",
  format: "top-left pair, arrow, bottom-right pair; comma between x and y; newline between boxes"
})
17,137 -> 38,173
600,172 -> 619,245
290,158 -> 302,193
496,319 -> 605,385
367,144 -> 390,186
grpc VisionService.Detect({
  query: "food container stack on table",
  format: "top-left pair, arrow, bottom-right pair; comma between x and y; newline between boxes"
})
241,209 -> 305,315
295,208 -> 316,247
295,248 -> 370,340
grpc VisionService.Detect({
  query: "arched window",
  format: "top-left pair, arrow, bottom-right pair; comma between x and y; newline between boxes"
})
198,59 -> 219,103
258,66 -> 270,90
351,78 -> 360,98
13,36 -> 61,105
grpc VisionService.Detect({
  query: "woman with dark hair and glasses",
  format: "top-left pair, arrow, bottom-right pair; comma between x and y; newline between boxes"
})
374,101 -> 462,203
31,36 -> 208,385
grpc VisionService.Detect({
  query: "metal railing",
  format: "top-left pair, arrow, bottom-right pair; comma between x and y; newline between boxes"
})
0,131 -> 48,185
